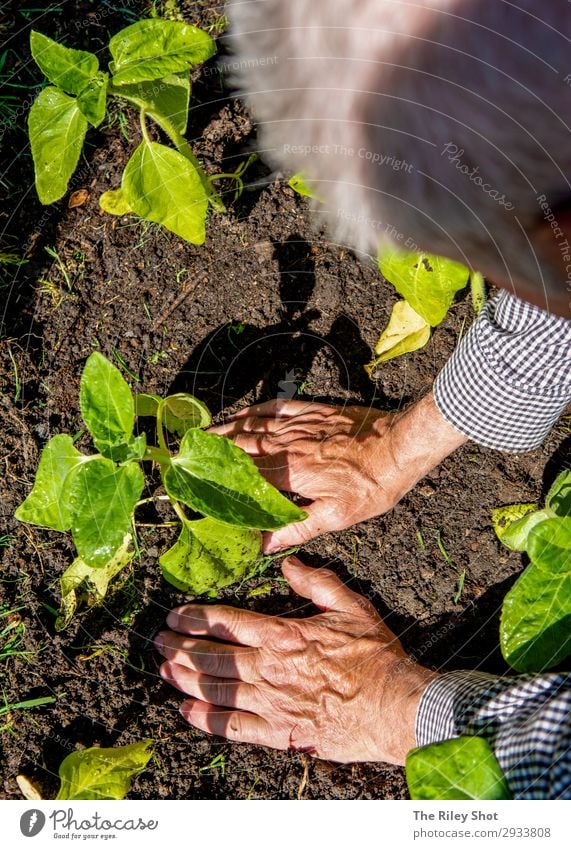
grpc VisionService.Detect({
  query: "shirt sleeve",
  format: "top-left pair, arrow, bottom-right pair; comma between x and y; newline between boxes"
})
434,291 -> 571,452
415,670 -> 571,799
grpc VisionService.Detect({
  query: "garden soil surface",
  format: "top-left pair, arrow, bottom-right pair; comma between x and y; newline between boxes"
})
1,0 -> 569,801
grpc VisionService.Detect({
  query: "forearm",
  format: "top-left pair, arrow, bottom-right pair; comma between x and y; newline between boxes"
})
372,392 -> 469,501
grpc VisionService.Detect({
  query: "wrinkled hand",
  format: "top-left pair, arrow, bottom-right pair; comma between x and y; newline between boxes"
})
209,394 -> 467,551
155,557 -> 437,764
209,399 -> 404,551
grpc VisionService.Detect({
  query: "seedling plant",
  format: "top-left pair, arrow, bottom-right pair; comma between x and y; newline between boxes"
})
15,352 -> 306,630
27,18 -> 245,243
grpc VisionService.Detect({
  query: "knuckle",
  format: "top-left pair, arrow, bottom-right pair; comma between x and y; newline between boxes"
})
271,619 -> 307,651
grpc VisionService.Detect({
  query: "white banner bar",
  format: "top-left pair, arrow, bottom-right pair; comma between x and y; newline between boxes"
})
2,800 -> 568,849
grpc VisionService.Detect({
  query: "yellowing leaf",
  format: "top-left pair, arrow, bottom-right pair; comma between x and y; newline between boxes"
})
288,173 -> 324,202
365,300 -> 430,377
99,188 -> 133,216
160,518 -> 262,595
56,535 -> 134,631
378,250 -> 470,326
56,740 -> 153,800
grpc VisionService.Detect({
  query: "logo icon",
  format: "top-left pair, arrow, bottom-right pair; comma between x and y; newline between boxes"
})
20,810 -> 46,837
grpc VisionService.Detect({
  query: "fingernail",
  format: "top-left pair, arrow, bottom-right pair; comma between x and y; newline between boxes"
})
159,662 -> 172,680
166,611 -> 179,629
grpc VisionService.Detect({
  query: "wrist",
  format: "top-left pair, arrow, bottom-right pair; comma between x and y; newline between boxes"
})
384,392 -> 468,495
380,658 -> 439,765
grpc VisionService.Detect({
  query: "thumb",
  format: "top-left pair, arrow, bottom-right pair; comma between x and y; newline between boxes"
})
262,498 -> 342,553
281,556 -> 364,614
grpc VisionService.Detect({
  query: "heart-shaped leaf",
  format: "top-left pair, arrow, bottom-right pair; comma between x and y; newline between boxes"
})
160,518 -> 262,595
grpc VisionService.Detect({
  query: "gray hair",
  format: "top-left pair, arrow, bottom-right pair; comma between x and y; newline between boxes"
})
226,0 -> 571,311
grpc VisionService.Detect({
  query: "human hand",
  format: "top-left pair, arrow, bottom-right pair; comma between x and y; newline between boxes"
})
155,556 -> 437,764
209,392 -> 467,551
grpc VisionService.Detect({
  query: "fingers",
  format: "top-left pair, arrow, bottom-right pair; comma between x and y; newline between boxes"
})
282,556 -> 374,616
179,699 -> 282,748
154,633 -> 259,683
262,498 -> 345,552
166,603 -> 277,647
225,399 -> 334,419
160,661 -> 263,712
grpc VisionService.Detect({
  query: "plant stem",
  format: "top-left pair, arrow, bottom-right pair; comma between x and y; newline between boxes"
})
108,84 -> 226,213
139,109 -> 151,145
171,500 -> 190,526
135,495 -> 171,508
470,271 -> 486,315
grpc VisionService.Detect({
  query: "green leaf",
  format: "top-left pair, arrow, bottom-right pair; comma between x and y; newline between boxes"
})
406,737 -> 512,800
99,187 -> 134,216
56,536 -> 134,631
28,87 -> 88,204
135,393 -> 162,417
288,172 -> 324,202
66,459 -> 144,568
378,250 -> 470,326
527,518 -> 571,573
109,19 -> 215,86
160,518 -> 262,595
121,141 -> 208,244
163,428 -> 307,529
56,740 -> 153,800
77,71 -> 108,127
500,556 -> 571,672
159,393 -> 212,436
30,31 -> 99,96
113,71 -> 190,133
546,470 -> 571,518
491,503 -> 551,551
365,300 -> 431,376
80,351 -> 141,461
15,435 -> 88,531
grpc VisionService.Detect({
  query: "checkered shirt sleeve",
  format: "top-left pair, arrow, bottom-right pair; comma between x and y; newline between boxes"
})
434,291 -> 571,452
416,670 -> 571,799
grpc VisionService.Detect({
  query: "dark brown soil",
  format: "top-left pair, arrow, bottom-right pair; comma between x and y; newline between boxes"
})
1,0 -> 569,801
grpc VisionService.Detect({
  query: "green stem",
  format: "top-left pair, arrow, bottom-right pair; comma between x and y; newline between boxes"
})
470,271 -> 486,315
139,109 -> 151,145
171,500 -> 190,526
108,84 -> 226,213
135,495 -> 171,508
